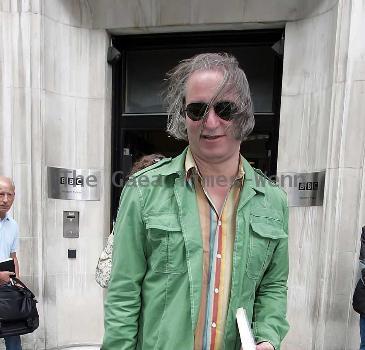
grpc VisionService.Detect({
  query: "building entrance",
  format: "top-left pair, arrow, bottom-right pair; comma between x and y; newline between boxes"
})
110,30 -> 284,220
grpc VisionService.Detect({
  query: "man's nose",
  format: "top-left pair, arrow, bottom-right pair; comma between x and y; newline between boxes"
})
203,107 -> 220,128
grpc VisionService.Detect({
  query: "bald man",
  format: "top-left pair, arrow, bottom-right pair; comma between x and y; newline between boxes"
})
0,176 -> 22,350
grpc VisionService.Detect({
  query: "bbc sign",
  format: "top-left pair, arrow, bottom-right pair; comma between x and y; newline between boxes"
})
298,181 -> 319,191
47,167 -> 101,201
277,171 -> 326,207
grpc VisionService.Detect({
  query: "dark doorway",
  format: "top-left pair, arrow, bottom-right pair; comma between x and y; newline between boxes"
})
110,30 -> 284,221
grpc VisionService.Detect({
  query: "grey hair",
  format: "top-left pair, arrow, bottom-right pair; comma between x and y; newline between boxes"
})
164,52 -> 255,141
0,176 -> 15,191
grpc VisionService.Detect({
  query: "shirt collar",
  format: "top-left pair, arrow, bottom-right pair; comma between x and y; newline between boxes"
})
0,213 -> 10,222
184,147 -> 245,184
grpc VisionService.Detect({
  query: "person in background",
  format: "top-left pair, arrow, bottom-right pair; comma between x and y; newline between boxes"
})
0,176 -> 22,350
103,53 -> 289,350
353,226 -> 365,350
95,154 -> 165,288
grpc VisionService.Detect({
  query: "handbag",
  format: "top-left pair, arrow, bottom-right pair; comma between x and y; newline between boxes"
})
0,277 -> 39,338
95,232 -> 114,288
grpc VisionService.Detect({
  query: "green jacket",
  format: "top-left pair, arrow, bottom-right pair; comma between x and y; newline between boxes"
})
103,149 -> 289,350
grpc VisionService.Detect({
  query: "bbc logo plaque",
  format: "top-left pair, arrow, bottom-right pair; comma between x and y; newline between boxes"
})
47,167 -> 101,201
277,171 -> 325,207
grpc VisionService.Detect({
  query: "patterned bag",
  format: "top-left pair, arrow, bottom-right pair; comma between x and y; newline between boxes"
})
95,155 -> 165,288
95,231 -> 114,288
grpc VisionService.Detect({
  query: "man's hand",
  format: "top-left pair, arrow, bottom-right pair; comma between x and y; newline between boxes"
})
256,341 -> 274,350
0,271 -> 15,284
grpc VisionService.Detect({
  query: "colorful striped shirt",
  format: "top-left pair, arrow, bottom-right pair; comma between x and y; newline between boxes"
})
185,149 -> 244,350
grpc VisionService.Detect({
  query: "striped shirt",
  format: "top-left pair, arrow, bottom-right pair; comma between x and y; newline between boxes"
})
185,149 -> 244,350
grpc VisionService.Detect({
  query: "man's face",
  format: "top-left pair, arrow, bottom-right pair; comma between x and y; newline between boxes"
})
184,70 -> 241,165
0,179 -> 15,219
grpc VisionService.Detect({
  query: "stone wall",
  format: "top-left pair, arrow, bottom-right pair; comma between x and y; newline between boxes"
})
278,1 -> 365,349
42,0 -> 110,347
0,0 -> 110,348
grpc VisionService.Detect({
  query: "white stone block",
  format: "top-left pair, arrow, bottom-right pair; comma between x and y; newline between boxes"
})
242,0 -> 298,22
0,87 -> 13,174
282,10 -> 337,96
44,91 -> 77,167
0,0 -> 11,12
75,98 -> 105,168
43,18 -> 107,98
43,16 -> 57,92
30,13 -> 41,88
6,12 -> 32,88
43,0 -> 92,28
0,13 -> 13,88
284,206 -> 324,348
12,162 -> 32,236
348,0 -> 365,82
12,87 -> 31,164
327,82 -> 345,169
18,236 -> 36,277
90,0 -> 154,29
277,88 -> 332,172
340,81 -> 365,168
157,0 -> 191,26
54,273 -> 104,346
43,274 -> 59,348
88,30 -> 108,99
333,167 -> 363,253
322,294 -> 355,350
43,20 -> 81,96
191,0 -> 244,24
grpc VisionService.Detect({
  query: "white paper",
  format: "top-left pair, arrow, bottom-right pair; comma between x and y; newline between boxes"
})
236,308 -> 256,350
0,257 -> 13,263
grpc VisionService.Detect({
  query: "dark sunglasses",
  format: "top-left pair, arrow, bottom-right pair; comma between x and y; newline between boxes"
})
185,101 -> 239,121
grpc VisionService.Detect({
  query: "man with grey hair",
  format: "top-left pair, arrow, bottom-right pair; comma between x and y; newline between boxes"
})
0,176 -> 22,350
103,53 -> 289,350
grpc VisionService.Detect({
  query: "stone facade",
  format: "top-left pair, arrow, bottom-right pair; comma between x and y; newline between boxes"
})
1,0 -> 365,349
0,0 -> 110,348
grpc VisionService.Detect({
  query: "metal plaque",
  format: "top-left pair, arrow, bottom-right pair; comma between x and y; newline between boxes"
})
63,211 -> 79,238
277,171 -> 326,207
47,167 -> 101,201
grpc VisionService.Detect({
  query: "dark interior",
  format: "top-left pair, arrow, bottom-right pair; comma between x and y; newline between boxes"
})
110,30 -> 284,221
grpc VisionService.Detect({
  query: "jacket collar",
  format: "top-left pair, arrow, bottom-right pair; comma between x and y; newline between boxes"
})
157,147 -> 189,177
242,158 -> 266,195
159,147 -> 266,195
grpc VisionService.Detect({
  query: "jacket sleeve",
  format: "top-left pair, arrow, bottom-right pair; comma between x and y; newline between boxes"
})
360,226 -> 365,264
252,196 -> 289,350
102,183 -> 147,350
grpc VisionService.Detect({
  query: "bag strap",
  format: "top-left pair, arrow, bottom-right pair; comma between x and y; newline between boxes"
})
10,277 -> 35,298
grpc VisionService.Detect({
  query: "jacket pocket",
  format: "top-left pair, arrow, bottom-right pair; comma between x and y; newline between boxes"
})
246,211 -> 287,280
146,213 -> 187,274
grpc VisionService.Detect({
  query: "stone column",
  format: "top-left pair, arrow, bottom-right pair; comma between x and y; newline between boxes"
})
278,0 -> 365,348
0,0 -> 111,348
0,1 -> 44,348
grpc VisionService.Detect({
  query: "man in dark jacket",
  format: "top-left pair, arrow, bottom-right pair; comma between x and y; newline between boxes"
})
359,226 -> 365,350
